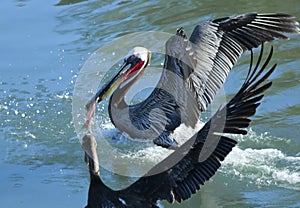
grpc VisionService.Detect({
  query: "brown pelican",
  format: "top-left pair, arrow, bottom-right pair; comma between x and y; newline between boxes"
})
85,13 -> 299,148
83,46 -> 276,207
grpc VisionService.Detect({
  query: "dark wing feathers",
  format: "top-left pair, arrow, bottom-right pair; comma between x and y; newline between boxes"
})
128,13 -> 298,135
169,46 -> 275,202
86,13 -> 298,207
123,45 -> 276,205
171,135 -> 236,202
189,13 -> 298,113
184,13 -> 298,126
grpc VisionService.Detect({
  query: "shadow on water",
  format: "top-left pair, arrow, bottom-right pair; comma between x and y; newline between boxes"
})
55,0 -> 87,6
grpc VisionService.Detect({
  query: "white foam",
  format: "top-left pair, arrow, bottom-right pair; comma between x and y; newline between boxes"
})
272,169 -> 300,185
232,128 -> 291,145
56,92 -> 71,100
223,147 -> 300,189
171,122 -> 204,145
96,121 -> 205,163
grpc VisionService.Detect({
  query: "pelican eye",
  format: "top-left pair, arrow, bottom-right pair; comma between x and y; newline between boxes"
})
126,55 -> 141,66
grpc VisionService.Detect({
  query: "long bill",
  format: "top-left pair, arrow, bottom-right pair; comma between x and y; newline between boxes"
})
84,61 -> 130,127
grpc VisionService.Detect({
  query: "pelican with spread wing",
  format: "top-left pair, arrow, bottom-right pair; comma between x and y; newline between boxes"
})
83,46 -> 277,207
86,13 -> 299,148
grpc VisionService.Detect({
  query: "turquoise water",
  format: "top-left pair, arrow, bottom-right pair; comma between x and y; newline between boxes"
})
1,0 -> 300,207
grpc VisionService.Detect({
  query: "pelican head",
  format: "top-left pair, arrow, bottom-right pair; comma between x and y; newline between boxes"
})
85,47 -> 151,125
119,47 -> 151,89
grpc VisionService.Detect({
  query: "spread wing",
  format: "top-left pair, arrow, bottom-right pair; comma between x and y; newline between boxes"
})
122,45 -> 276,204
133,13 -> 298,131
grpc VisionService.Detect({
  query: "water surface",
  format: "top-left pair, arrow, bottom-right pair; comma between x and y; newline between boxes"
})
1,0 -> 300,207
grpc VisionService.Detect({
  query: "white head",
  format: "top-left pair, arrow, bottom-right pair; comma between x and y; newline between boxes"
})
85,47 -> 151,125
90,47 -> 151,100
119,47 -> 151,88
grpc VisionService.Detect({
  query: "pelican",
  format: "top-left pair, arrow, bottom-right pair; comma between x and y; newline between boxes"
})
83,46 -> 277,207
86,13 -> 299,148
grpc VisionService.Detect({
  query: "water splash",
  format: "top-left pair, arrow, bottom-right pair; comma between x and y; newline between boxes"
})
97,123 -> 300,191
222,131 -> 300,190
